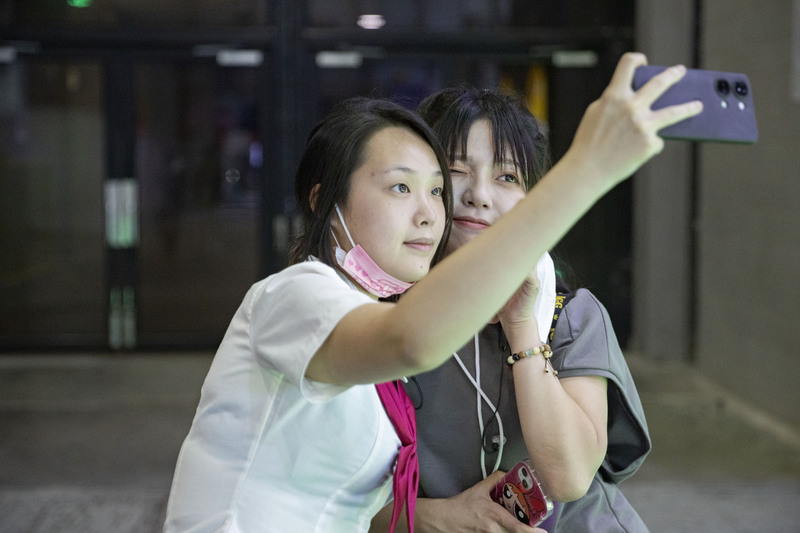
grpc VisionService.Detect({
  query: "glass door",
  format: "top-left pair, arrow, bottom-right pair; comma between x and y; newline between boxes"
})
0,59 -> 107,348
0,53 -> 269,350
134,58 -> 265,348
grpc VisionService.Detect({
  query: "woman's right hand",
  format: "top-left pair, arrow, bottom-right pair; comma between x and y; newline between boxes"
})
563,52 -> 703,190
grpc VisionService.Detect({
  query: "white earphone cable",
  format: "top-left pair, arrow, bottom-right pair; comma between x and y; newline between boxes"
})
452,334 -> 504,479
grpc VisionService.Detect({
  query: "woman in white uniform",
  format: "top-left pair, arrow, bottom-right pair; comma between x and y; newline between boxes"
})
164,53 -> 701,533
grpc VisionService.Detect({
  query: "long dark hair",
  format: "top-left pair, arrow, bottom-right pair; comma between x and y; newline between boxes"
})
418,86 -> 550,191
290,97 -> 453,268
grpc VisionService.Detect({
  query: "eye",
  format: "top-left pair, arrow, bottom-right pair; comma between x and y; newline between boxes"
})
431,186 -> 443,197
392,183 -> 410,193
498,173 -> 520,184
449,168 -> 467,176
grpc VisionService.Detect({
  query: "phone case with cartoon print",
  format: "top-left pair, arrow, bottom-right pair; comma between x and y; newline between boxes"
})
490,460 -> 554,527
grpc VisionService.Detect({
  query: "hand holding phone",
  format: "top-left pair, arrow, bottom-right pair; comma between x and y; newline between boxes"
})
632,65 -> 758,143
490,460 -> 554,527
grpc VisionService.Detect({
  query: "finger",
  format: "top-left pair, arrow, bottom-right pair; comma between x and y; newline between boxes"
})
650,99 -> 704,131
495,511 -> 540,533
634,64 -> 688,107
480,472 -> 541,533
605,52 -> 648,94
525,270 -> 540,287
482,470 -> 507,488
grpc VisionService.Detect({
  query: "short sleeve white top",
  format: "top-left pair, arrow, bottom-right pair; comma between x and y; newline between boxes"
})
164,260 -> 401,533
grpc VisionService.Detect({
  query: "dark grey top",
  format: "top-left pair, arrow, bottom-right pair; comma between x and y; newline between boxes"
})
404,288 -> 651,532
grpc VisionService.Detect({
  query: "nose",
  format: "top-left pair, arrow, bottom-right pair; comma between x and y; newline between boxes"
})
414,192 -> 440,227
460,175 -> 491,209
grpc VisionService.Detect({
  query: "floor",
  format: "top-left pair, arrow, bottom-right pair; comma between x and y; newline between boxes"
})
1,352 -> 799,533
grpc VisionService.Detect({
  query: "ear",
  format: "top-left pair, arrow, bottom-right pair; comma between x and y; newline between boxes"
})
309,183 -> 321,212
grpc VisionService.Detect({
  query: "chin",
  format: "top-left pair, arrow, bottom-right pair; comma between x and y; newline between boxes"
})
400,264 -> 430,283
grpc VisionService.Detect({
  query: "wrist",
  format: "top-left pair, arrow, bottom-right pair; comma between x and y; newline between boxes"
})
413,498 -> 449,533
502,318 -> 540,348
507,344 -> 558,375
544,151 -> 612,204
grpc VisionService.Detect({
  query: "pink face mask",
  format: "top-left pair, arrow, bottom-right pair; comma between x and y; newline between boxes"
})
332,205 -> 414,298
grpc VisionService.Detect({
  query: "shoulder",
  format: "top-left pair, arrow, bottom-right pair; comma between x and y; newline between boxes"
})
252,259 -> 351,298
263,259 -> 343,286
245,260 -> 374,397
550,288 -> 621,376
564,288 -> 609,317
247,259 -> 373,320
554,288 -> 613,344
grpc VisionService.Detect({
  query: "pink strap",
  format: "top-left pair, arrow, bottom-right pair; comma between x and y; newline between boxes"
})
375,380 -> 418,533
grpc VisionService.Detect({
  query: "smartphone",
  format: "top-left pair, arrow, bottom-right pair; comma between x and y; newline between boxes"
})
490,460 -> 554,527
632,65 -> 758,143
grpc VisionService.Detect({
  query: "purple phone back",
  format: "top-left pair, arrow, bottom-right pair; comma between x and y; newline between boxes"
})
632,65 -> 758,143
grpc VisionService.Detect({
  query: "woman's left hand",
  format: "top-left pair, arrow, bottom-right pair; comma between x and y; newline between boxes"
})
413,471 -> 547,533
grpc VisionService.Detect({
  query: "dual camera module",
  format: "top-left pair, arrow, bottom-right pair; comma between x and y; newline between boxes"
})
715,78 -> 749,108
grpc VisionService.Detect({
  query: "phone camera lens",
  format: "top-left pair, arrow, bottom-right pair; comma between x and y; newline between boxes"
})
735,81 -> 748,97
716,79 -> 731,96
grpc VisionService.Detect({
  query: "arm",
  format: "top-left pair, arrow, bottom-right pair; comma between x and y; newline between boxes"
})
497,274 -> 608,502
308,54 -> 702,386
369,472 -> 546,533
515,345 -> 608,502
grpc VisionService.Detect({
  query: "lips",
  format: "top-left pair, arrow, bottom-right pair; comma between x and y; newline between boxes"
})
453,215 -> 490,231
404,238 -> 435,251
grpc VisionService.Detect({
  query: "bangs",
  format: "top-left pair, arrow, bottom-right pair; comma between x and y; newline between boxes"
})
490,111 -> 533,190
439,92 -> 548,192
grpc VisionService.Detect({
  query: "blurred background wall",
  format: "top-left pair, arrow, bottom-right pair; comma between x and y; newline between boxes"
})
635,0 -> 800,429
697,2 -> 800,428
1,0 -> 797,430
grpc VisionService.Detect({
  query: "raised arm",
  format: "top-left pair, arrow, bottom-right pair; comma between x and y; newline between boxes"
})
308,53 -> 702,387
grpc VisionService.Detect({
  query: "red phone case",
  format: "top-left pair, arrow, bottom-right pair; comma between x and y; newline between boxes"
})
490,460 -> 554,527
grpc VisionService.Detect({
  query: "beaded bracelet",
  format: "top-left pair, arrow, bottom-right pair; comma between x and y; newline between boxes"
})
507,344 -> 558,374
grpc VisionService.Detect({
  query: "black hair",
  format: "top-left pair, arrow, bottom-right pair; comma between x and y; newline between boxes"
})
419,87 -> 578,293
289,97 -> 453,268
417,86 -> 550,191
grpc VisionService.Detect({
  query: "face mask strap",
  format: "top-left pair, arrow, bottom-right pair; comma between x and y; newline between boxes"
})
334,204 -> 357,248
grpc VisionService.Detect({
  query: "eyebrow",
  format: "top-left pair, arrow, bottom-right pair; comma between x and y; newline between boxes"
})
385,166 -> 443,177
452,154 -> 519,169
